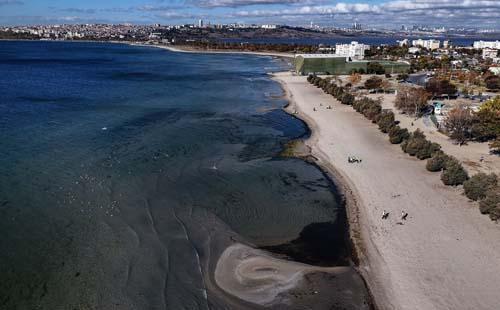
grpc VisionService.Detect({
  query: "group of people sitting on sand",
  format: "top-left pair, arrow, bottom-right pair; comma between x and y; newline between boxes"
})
382,210 -> 408,221
313,104 -> 332,112
348,156 -> 362,163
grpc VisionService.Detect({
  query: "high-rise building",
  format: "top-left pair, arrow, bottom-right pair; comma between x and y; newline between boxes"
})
198,19 -> 204,28
352,22 -> 362,30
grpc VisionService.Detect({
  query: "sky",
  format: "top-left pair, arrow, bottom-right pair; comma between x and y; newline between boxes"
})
1,0 -> 499,30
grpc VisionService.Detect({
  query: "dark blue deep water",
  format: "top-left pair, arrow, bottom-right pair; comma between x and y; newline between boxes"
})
0,41 -> 357,309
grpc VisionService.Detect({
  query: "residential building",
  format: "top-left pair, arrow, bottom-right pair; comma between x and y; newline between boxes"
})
334,41 -> 369,60
412,39 -> 440,50
473,40 -> 500,49
483,48 -> 499,59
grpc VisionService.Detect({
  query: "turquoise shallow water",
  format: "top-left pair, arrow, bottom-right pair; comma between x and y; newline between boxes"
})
0,41 -> 353,309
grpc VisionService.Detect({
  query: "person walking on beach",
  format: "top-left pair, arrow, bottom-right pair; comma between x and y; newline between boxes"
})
382,210 -> 389,219
401,211 -> 408,221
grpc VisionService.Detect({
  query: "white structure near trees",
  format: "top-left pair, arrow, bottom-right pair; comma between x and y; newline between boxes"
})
411,39 -> 440,50
334,41 -> 369,60
473,40 -> 500,49
483,48 -> 499,59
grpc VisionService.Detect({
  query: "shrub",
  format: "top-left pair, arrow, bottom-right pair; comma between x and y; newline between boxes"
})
353,97 -> 372,113
367,62 -> 386,75
441,160 -> 469,186
340,93 -> 355,105
377,111 -> 396,133
485,75 -> 500,91
363,102 -> 382,121
416,141 -> 441,160
389,126 -> 409,144
401,129 -> 440,159
426,152 -> 451,172
463,173 -> 498,201
364,76 -> 383,90
479,187 -> 500,221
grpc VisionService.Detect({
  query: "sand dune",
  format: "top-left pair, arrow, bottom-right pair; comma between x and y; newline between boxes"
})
273,72 -> 500,310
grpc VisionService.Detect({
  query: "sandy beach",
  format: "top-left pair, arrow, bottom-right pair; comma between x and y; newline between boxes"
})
273,72 -> 500,310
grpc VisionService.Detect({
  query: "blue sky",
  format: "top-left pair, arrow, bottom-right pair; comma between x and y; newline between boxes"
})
1,0 -> 499,29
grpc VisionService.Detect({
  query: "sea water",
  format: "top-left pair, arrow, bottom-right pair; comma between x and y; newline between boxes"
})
0,41 -> 354,309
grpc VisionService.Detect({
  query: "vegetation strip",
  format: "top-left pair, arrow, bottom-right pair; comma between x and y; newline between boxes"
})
307,74 -> 500,221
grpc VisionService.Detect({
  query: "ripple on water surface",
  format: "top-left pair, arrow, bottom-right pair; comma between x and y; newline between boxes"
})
0,41 -> 368,309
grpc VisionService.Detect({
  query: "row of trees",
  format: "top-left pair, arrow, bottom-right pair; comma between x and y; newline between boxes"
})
307,75 -> 500,221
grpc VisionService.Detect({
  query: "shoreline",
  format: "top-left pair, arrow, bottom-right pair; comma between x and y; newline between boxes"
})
273,74 -> 377,307
273,72 -> 500,310
128,42 -> 295,58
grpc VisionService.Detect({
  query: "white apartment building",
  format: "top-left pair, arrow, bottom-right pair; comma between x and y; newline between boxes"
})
473,40 -> 500,49
334,41 -> 369,59
412,39 -> 440,50
483,48 -> 499,59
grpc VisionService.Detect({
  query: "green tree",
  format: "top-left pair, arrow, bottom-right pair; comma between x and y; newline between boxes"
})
443,105 -> 477,144
395,86 -> 430,116
441,160 -> 469,186
425,78 -> 458,97
463,173 -> 498,201
367,62 -> 386,74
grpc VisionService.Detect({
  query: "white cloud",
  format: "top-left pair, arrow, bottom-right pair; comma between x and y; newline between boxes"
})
190,0 -> 307,8
231,0 -> 500,27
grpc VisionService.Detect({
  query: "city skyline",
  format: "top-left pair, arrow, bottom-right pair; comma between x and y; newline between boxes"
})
1,0 -> 500,30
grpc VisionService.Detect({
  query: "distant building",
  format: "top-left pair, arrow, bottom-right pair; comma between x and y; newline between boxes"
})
198,19 -> 204,28
351,22 -> 362,30
443,40 -> 451,49
261,24 -> 277,29
489,67 -> 500,75
483,48 -> 499,59
398,39 -> 409,47
149,32 -> 161,40
473,40 -> 500,49
408,47 -> 421,54
412,39 -> 440,50
294,54 -> 410,75
335,41 -> 369,60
